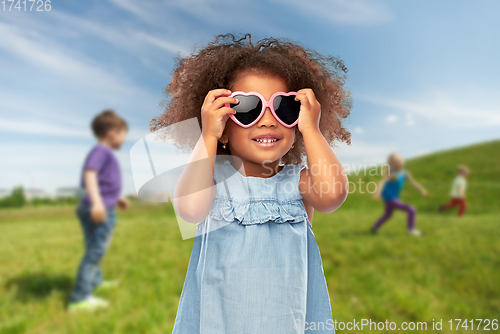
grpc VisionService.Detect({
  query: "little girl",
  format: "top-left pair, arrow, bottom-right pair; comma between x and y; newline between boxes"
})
151,34 -> 351,333
372,153 -> 430,236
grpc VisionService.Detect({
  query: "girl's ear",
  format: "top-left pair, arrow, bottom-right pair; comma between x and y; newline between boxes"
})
219,133 -> 228,146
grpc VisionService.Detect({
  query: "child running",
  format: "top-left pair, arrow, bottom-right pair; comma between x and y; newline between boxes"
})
68,110 -> 128,312
439,165 -> 469,216
150,34 -> 351,333
372,153 -> 430,236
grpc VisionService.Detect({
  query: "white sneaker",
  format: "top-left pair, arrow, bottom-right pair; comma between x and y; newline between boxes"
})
95,280 -> 120,292
88,296 -> 109,305
68,295 -> 109,312
408,229 -> 423,237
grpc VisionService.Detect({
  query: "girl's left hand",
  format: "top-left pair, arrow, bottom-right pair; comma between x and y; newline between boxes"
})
295,88 -> 321,134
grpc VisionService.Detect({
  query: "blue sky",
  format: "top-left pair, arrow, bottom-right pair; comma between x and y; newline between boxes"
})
1,0 -> 499,195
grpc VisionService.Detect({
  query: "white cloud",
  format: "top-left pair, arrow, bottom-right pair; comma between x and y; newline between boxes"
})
0,22 -> 142,100
0,144 -> 86,169
108,0 -> 284,35
133,31 -> 189,56
0,117 -> 149,143
275,0 -> 392,25
385,114 -> 398,123
108,0 -> 152,21
0,89 -> 88,125
0,19 -> 163,142
0,143 -> 136,194
406,113 -> 415,126
0,118 -> 89,138
358,91 -> 500,128
47,10 -> 191,56
353,127 -> 364,134
333,139 -> 396,168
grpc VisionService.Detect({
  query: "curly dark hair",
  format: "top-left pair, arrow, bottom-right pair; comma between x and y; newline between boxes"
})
151,33 -> 351,164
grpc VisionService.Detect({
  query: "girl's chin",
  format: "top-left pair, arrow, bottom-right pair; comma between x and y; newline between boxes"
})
249,152 -> 288,164
229,147 -> 290,165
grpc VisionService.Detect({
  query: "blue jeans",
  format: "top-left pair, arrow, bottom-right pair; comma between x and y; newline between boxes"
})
70,203 -> 117,303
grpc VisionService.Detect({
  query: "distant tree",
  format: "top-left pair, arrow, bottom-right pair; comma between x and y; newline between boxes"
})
0,186 -> 26,208
11,187 -> 26,207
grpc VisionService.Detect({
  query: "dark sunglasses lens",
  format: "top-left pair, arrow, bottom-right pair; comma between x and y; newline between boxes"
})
273,95 -> 301,126
230,95 -> 262,126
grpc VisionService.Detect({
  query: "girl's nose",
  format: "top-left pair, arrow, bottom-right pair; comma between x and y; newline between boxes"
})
256,108 -> 277,127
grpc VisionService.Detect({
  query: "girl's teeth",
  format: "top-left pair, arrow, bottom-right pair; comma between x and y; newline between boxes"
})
256,139 -> 277,143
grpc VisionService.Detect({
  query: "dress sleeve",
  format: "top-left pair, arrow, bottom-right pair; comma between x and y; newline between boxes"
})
291,164 -> 308,190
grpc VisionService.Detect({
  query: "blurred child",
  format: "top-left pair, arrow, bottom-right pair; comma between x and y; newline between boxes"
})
439,165 -> 469,216
68,110 -> 128,312
372,153 -> 430,236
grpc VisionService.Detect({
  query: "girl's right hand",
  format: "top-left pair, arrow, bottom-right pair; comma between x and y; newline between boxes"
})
200,89 -> 238,140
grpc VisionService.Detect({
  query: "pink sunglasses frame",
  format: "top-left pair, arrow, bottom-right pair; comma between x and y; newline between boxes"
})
225,91 -> 299,128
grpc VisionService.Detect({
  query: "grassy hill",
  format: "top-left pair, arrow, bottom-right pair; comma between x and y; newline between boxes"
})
342,139 -> 500,214
0,140 -> 499,333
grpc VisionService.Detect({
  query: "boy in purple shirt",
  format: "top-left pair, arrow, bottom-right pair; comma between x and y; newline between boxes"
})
68,110 -> 128,312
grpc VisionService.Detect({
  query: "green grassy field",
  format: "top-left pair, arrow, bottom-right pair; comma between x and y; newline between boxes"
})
1,140 -> 499,333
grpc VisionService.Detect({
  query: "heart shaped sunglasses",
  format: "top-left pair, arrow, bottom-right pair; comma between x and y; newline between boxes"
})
225,91 -> 301,128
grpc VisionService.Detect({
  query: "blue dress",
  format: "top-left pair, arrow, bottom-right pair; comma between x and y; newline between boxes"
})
173,159 -> 335,333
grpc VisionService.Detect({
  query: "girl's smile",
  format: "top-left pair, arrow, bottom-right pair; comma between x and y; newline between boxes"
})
251,132 -> 282,148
